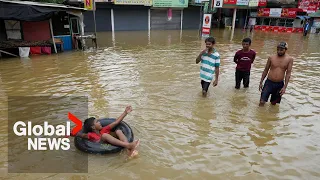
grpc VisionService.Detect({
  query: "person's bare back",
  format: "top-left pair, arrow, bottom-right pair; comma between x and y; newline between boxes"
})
259,42 -> 293,106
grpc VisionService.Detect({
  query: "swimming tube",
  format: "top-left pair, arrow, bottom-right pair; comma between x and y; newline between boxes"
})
74,118 -> 134,154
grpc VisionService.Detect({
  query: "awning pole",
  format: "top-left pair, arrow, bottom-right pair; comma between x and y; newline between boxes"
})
232,8 -> 237,33
49,19 -> 57,53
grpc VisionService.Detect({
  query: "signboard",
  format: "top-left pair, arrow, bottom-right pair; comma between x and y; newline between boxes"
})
258,8 -> 298,18
84,0 -> 93,10
114,0 -> 152,5
153,0 -> 189,7
237,0 -> 249,5
257,8 -> 270,17
269,8 -> 282,17
202,14 -> 212,37
298,0 -> 319,13
258,0 -> 267,6
249,0 -> 259,6
213,0 -> 223,7
281,8 -> 297,18
223,0 -> 236,4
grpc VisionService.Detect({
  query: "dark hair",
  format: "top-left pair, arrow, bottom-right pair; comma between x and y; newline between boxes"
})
205,37 -> 215,44
242,38 -> 251,45
83,117 -> 96,133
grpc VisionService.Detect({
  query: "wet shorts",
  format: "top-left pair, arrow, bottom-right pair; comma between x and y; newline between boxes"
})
201,80 -> 211,92
260,79 -> 284,104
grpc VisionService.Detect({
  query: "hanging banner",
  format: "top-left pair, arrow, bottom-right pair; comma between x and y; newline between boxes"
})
202,14 -> 212,37
257,8 -> 270,17
281,8 -> 297,18
258,0 -> 267,6
298,0 -> 319,13
237,0 -> 249,6
249,0 -> 259,6
84,0 -> 93,10
213,0 -> 223,7
114,0 -> 152,6
223,0 -> 236,4
153,0 -> 189,7
269,8 -> 282,17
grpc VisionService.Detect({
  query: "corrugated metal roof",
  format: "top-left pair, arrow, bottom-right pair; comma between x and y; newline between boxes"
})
0,0 -> 86,10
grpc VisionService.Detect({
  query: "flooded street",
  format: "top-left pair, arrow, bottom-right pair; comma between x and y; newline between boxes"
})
0,29 -> 320,179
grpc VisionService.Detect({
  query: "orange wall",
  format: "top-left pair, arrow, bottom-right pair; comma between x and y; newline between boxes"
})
22,20 -> 51,41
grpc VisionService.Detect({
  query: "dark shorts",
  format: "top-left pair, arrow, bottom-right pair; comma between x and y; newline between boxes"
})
260,79 -> 284,104
201,80 -> 211,92
235,70 -> 250,89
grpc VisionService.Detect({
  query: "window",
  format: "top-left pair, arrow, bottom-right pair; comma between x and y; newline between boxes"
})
270,18 -> 277,26
4,20 -> 22,40
70,18 -> 80,35
285,19 -> 294,27
263,18 -> 270,25
278,19 -> 286,26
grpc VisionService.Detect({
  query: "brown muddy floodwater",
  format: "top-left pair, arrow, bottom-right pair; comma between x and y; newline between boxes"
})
0,29 -> 320,180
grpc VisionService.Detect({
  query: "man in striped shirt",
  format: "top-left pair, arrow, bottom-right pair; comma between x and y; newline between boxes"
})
196,37 -> 220,97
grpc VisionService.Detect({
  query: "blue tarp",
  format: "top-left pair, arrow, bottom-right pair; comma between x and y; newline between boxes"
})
296,16 -> 311,20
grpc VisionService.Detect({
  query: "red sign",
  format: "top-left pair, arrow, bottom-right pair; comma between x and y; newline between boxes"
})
202,28 -> 210,34
68,112 -> 82,136
223,0 -> 236,4
258,8 -> 270,17
298,0 -> 320,13
281,8 -> 297,18
258,0 -> 267,6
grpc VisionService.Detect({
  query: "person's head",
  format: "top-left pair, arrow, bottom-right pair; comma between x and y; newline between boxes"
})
242,38 -> 251,51
205,37 -> 215,50
277,42 -> 288,57
83,117 -> 102,133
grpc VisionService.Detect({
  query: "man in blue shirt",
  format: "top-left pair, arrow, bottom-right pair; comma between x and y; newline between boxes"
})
304,20 -> 310,36
196,37 -> 220,97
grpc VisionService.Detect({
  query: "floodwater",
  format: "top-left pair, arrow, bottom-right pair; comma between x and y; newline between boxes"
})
0,29 -> 320,179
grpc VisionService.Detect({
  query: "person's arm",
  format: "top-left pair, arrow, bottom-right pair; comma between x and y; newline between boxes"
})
280,57 -> 293,95
212,57 -> 220,86
233,52 -> 238,64
251,51 -> 256,64
109,106 -> 132,129
259,56 -> 271,91
196,50 -> 206,64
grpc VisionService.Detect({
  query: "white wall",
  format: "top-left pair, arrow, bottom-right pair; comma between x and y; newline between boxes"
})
293,19 -> 303,28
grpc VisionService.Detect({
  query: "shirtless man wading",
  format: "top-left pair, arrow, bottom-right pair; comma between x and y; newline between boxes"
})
259,42 -> 294,106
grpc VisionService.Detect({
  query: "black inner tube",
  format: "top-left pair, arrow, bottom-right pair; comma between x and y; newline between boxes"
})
74,118 -> 134,154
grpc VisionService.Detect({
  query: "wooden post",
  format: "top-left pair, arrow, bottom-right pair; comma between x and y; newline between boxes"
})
180,9 -> 183,30
93,0 -> 97,48
49,19 -> 57,53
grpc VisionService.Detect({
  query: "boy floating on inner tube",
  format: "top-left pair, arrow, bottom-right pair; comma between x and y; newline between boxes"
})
72,105 -> 140,158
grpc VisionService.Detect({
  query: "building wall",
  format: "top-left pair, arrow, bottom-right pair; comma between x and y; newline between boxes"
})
82,4 -> 202,32
22,21 -> 51,41
151,9 -> 181,30
84,8 -> 112,32
114,6 -> 149,31
182,6 -> 201,29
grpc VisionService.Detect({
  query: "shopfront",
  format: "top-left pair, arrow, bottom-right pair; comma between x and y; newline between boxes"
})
252,8 -> 306,33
